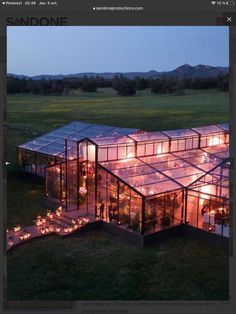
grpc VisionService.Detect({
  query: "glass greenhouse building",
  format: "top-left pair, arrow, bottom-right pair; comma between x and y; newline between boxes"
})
18,122 -> 230,238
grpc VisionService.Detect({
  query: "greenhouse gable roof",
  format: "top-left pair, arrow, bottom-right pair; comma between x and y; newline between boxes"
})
100,145 -> 228,197
18,121 -> 139,156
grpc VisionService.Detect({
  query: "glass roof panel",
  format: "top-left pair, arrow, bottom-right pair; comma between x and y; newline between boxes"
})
18,121 -> 139,156
191,125 -> 224,135
202,144 -> 229,159
162,128 -> 198,138
102,158 -> 145,170
104,127 -> 139,136
162,165 -> 203,179
37,145 -> 65,155
101,157 -> 183,195
92,135 -> 134,146
126,172 -> 172,187
64,121 -> 92,131
140,154 -> 189,171
129,131 -> 169,142
216,123 -> 229,131
172,149 -> 223,171
136,180 -> 182,196
112,164 -> 155,177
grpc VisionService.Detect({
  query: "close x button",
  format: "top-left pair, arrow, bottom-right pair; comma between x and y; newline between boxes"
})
216,16 -> 233,24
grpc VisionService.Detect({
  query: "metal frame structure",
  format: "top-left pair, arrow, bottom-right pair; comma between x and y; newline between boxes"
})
17,122 -> 229,238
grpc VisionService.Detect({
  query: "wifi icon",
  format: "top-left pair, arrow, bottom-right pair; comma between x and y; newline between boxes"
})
211,1 -> 216,4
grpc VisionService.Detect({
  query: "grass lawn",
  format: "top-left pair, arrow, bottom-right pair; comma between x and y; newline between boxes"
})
7,88 -> 229,132
6,88 -> 229,300
7,229 -> 229,300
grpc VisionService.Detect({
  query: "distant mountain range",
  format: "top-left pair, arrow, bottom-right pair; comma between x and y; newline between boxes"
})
8,64 -> 229,80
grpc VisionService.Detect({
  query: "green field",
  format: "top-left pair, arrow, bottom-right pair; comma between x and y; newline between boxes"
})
6,88 -> 229,300
7,88 -> 229,132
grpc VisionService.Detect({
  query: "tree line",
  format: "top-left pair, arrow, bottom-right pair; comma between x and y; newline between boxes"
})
7,73 -> 229,96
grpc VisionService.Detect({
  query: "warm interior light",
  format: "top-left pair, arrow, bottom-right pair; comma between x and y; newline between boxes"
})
209,136 -> 221,146
156,144 -> 162,155
47,211 -> 54,219
13,225 -> 21,233
127,152 -> 134,158
199,185 -> 213,205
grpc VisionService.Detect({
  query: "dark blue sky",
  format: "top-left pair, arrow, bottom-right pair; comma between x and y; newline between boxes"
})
7,26 -> 229,76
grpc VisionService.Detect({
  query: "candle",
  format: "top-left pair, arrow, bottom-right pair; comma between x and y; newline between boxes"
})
41,228 -> 46,234
13,225 -> 21,233
8,240 -> 14,247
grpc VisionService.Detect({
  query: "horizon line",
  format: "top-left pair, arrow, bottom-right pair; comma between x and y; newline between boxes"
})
7,63 -> 229,77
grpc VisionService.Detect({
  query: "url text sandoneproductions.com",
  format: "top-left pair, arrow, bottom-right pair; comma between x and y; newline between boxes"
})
93,6 -> 144,12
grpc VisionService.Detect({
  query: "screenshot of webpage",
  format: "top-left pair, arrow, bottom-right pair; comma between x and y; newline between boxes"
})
0,1 -> 235,313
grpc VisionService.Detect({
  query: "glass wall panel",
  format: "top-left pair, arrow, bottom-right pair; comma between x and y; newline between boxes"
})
108,147 -> 117,160
97,166 -> 118,222
137,144 -> 145,157
118,146 -> 127,159
162,141 -> 170,153
129,190 -> 142,233
118,182 -> 130,227
200,133 -> 226,148
66,160 -> 78,211
46,164 -> 61,200
18,149 -> 35,174
178,139 -> 186,151
88,142 -> 96,162
126,145 -> 135,159
144,190 -> 183,234
226,134 -> 229,143
171,140 -> 178,152
98,147 -> 108,162
67,139 -> 78,160
187,190 -> 229,237
146,143 -> 154,155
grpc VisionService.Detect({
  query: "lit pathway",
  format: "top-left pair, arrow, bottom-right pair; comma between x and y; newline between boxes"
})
7,207 -> 93,251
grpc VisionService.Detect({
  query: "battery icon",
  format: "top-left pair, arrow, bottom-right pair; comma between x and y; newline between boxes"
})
226,1 -> 235,5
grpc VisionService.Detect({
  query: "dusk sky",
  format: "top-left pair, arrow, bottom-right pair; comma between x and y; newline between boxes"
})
7,26 -> 229,76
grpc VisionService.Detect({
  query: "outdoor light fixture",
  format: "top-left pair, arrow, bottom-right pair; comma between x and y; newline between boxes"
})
40,227 -> 52,235
55,208 -> 62,216
186,219 -> 189,224
49,225 -> 54,232
47,210 -> 54,219
19,232 -> 30,241
208,227 -> 213,232
82,218 -> 89,224
13,225 -> 21,233
36,215 -> 47,226
8,240 -> 14,248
